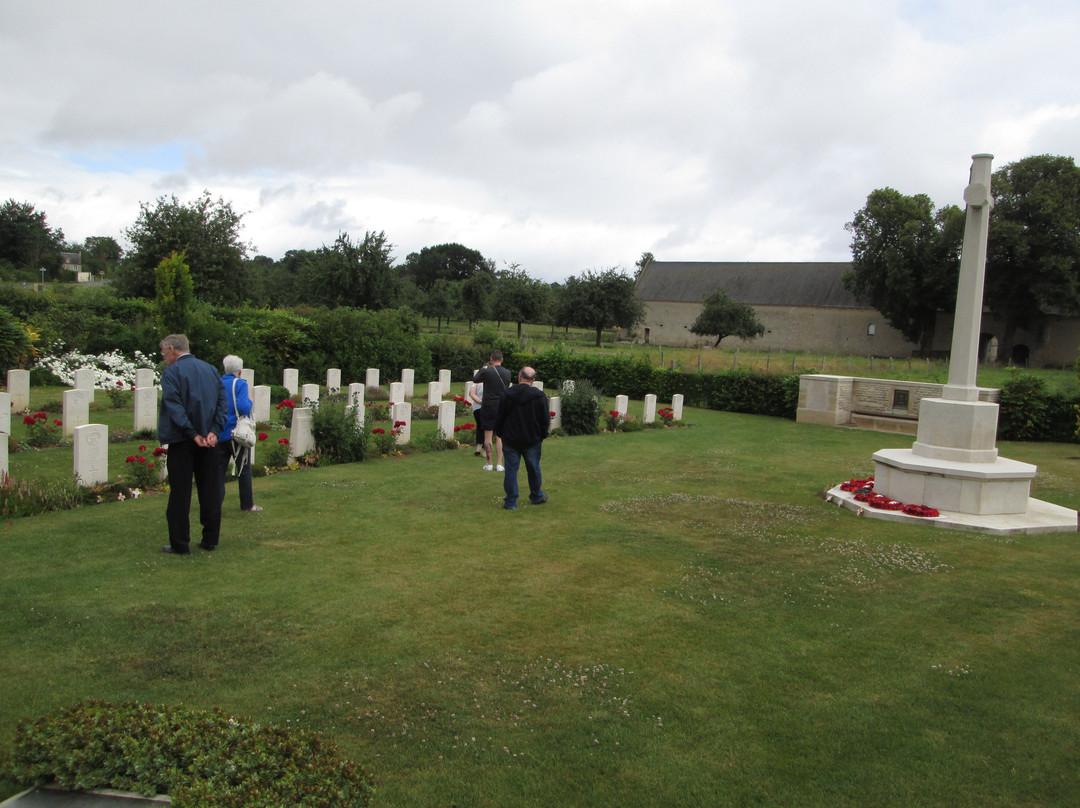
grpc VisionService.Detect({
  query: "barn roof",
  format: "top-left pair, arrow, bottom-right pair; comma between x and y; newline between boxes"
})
635,261 -> 866,309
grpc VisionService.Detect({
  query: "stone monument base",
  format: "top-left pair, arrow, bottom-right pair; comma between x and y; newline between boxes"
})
873,448 -> 1035,515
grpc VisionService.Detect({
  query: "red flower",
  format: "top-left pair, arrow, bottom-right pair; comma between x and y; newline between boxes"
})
22,415 -> 35,425
33,412 -> 46,420
276,399 -> 296,410
549,411 -> 556,417
53,419 -> 62,426
371,428 -> 385,434
139,445 -> 147,452
152,447 -> 168,457
137,456 -> 147,464
125,456 -> 136,463
257,432 -> 268,441
148,463 -> 155,469
278,438 -> 289,445
394,420 -> 406,428
902,504 -> 940,518
116,380 -> 124,386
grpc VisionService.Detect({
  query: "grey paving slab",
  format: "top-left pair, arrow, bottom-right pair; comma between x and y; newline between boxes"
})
0,788 -> 169,807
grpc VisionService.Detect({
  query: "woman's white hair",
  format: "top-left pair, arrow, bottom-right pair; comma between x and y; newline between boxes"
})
222,355 -> 244,375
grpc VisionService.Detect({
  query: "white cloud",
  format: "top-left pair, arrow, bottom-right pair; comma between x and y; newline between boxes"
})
0,0 -> 1077,282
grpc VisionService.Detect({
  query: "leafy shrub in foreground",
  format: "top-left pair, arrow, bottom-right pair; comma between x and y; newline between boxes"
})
1,700 -> 373,808
310,393 -> 367,465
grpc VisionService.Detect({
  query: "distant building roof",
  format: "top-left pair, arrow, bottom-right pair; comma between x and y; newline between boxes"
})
635,261 -> 866,309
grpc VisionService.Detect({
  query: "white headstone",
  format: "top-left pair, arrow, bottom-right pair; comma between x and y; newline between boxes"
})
0,392 -> 10,436
133,387 -> 157,433
289,407 -> 315,459
550,396 -> 562,430
427,381 -> 442,407
533,381 -> 544,391
615,395 -> 628,417
73,423 -> 108,486
401,368 -> 415,399
348,383 -> 365,426
62,388 -> 91,437
643,394 -> 657,424
437,400 -> 456,439
464,380 -> 476,401
240,368 -> 255,388
6,369 -> 30,412
327,368 -> 341,392
135,368 -> 155,389
301,383 -> 320,407
283,368 -> 299,397
0,431 -> 7,479
366,368 -> 380,389
672,394 -> 684,421
73,368 -> 95,392
439,369 -> 452,395
392,401 -> 411,445
252,385 -> 271,422
389,382 -> 405,405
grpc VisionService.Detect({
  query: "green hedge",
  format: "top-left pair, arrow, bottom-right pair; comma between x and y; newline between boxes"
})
505,346 -> 801,420
997,372 -> 1080,443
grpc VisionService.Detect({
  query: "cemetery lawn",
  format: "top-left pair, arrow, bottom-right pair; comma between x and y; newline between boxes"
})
1,406 -> 1079,807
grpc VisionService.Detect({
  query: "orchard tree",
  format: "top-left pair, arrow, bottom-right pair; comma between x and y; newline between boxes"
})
418,279 -> 462,332
491,265 -> 548,338
561,267 -> 645,347
986,154 -> 1080,360
460,268 -> 494,327
843,188 -> 964,355
0,199 -> 65,277
117,191 -> 250,305
79,236 -> 123,277
689,288 -> 765,347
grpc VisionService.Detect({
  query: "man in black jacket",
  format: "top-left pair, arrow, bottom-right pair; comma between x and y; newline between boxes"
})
494,366 -> 551,510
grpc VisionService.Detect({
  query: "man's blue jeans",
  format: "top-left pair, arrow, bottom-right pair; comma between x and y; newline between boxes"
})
502,442 -> 544,509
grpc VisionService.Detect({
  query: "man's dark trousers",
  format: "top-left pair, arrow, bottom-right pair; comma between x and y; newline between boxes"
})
165,439 -> 222,552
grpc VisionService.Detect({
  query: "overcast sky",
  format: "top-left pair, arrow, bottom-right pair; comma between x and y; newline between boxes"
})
2,1 -> 1078,282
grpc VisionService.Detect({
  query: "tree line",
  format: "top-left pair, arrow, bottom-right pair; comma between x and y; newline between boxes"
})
0,192 -> 644,349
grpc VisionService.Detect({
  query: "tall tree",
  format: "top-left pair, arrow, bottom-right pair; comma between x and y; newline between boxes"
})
0,199 -> 65,277
561,267 -> 645,347
460,269 -> 493,327
985,154 -> 1080,361
402,243 -> 487,291
418,279 -> 462,332
116,191 -> 250,305
843,188 -> 964,355
689,288 -> 765,347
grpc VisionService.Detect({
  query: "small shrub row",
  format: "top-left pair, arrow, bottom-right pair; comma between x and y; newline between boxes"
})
0,699 -> 373,808
998,371 -> 1080,443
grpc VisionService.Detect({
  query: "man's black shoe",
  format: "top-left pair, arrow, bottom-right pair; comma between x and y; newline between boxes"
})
162,546 -> 190,555
197,542 -> 217,551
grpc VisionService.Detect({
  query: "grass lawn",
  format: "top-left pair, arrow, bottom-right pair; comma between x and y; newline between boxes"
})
1,398 -> 1079,806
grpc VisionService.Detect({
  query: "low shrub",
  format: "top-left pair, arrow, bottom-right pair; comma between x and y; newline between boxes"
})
262,437 -> 291,469
122,446 -> 166,490
0,699 -> 373,808
310,393 -> 367,465
275,398 -> 296,427
560,379 -> 602,436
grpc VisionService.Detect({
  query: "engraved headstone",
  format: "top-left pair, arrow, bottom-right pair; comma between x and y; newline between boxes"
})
62,388 -> 91,437
73,424 -> 108,486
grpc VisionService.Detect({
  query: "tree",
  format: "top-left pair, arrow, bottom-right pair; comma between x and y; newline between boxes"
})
460,269 -> 493,327
843,188 -> 964,355
560,267 -> 645,347
417,279 -> 462,332
689,288 -> 765,347
302,231 -> 397,310
154,251 -> 195,337
0,199 -> 65,277
402,243 -> 487,291
635,251 -> 654,280
985,154 -> 1080,361
79,236 -> 123,277
491,266 -> 548,338
117,191 -> 250,305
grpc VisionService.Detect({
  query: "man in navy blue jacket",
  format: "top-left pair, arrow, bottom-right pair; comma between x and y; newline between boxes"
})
158,334 -> 228,554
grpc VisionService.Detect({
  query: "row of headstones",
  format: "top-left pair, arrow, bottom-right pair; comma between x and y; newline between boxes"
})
1,366 -> 685,486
